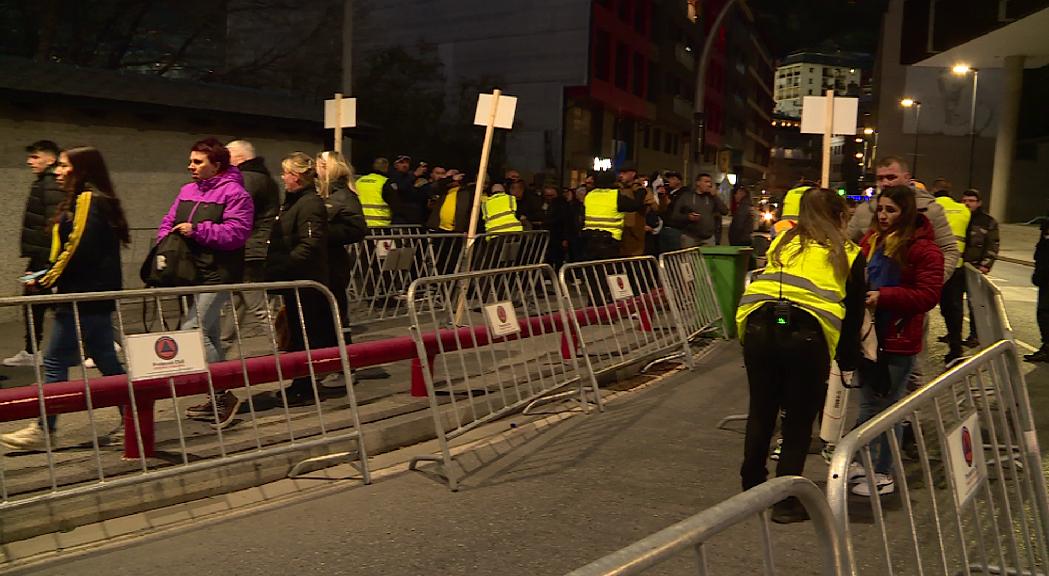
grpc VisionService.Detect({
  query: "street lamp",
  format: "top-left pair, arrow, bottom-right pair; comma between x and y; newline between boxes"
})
953,64 -> 980,188
863,127 -> 878,170
900,98 -> 922,176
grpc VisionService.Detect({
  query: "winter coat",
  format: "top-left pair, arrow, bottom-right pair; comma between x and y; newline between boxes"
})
156,168 -> 254,285
389,169 -> 425,225
324,178 -> 367,286
38,187 -> 123,312
237,157 -> 281,261
426,180 -> 474,233
860,214 -> 944,355
266,185 -> 329,284
1034,218 -> 1049,288
665,189 -> 729,240
20,169 -> 66,269
848,186 -> 958,281
729,197 -> 755,246
964,209 -> 999,271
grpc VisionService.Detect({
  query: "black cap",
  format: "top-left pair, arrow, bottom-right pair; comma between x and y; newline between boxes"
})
394,154 -> 411,164
618,162 -> 638,173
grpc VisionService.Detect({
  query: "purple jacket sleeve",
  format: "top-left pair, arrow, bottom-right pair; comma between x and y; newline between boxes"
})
155,196 -> 180,243
192,185 -> 254,251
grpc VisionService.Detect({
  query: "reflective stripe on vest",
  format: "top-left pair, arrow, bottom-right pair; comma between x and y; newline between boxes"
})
583,188 -> 625,241
356,173 -> 392,227
935,196 -> 971,268
735,234 -> 861,358
482,193 -> 523,234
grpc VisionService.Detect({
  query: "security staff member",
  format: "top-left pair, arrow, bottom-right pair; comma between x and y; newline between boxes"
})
482,182 -> 523,234
934,188 -> 971,365
581,165 -> 644,260
772,183 -> 811,237
356,158 -> 394,227
735,188 -> 865,523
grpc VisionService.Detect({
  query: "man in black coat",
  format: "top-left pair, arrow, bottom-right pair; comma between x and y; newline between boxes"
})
220,140 -> 280,351
1027,214 -> 1049,362
5,140 -> 63,367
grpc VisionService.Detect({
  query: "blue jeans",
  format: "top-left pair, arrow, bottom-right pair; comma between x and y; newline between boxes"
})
41,308 -> 126,431
181,291 -> 230,363
854,353 -> 916,475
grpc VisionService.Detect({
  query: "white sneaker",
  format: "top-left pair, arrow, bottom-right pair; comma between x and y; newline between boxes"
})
321,373 -> 355,389
769,438 -> 783,461
0,422 -> 57,451
846,461 -> 867,483
2,350 -> 39,367
851,473 -> 895,496
84,342 -> 122,369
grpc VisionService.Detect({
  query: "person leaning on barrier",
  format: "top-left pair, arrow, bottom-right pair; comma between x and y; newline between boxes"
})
580,167 -> 644,261
960,189 -> 998,349
933,186 -> 971,365
0,147 -> 131,452
482,182 -> 523,234
219,139 -> 280,353
316,150 -> 367,331
846,186 -> 943,498
265,152 -> 337,407
356,157 -> 395,227
4,140 -> 65,368
735,188 -> 866,523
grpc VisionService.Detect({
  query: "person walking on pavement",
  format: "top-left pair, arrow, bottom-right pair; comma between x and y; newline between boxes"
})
1,147 -> 130,451
960,189 -> 998,348
580,168 -> 644,261
5,140 -> 65,368
219,140 -> 280,353
736,188 -> 865,523
1027,216 -> 1049,362
848,186 -> 943,497
356,158 -> 395,228
664,173 -> 728,248
934,187 -> 971,365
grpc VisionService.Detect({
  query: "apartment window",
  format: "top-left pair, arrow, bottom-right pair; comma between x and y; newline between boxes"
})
647,62 -> 660,102
643,126 -> 651,149
673,134 -> 680,155
664,132 -> 673,154
633,53 -> 645,97
595,30 -> 610,81
653,128 -> 662,150
615,42 -> 629,89
634,3 -> 647,34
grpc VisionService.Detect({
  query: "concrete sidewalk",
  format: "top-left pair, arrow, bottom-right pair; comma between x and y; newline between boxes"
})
998,223 -> 1039,266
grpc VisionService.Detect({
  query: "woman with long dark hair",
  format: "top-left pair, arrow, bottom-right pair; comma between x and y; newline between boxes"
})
847,185 -> 942,497
735,188 -> 866,522
0,147 -> 130,451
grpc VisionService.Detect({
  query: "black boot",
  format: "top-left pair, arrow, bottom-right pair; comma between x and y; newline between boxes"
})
1024,348 -> 1049,363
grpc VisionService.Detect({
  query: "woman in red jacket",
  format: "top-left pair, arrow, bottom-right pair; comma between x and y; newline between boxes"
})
849,185 -> 943,497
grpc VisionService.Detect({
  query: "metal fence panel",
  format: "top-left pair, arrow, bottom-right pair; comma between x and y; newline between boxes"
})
559,257 -> 692,378
406,264 -> 598,490
964,263 -> 1013,349
0,281 -> 369,515
658,247 -> 724,341
565,476 -> 846,576
826,340 -> 1049,575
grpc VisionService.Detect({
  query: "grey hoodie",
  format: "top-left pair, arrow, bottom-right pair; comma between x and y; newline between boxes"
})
846,186 -> 958,283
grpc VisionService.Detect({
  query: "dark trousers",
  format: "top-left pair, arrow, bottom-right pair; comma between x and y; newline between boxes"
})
1038,285 -> 1049,349
740,304 -> 830,490
23,283 -> 48,352
282,287 -> 338,393
940,267 -> 966,356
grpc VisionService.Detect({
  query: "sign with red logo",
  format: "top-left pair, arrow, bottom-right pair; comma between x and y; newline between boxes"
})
607,274 -> 634,301
375,240 -> 394,259
125,329 -> 208,381
947,412 -> 987,508
484,301 -> 520,338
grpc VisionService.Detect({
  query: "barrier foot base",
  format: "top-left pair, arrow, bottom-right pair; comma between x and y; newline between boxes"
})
965,563 -> 1045,576
288,449 -> 366,481
641,352 -> 688,374
409,454 -> 459,491
523,386 -> 597,415
717,413 -> 748,430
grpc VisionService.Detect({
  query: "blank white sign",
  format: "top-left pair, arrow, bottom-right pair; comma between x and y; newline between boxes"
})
800,96 -> 859,135
473,93 -> 518,129
324,97 -> 357,129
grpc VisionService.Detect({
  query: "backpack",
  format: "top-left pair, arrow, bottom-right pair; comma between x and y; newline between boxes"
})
140,232 -> 198,287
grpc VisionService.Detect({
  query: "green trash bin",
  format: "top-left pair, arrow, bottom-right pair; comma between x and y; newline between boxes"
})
700,246 -> 752,338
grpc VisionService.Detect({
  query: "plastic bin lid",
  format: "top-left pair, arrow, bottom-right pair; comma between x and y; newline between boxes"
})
699,246 -> 753,255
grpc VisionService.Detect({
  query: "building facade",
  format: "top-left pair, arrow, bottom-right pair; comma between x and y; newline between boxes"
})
773,52 -> 865,118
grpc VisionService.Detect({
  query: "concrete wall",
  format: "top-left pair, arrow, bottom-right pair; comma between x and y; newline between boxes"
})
352,0 -> 591,176
0,99 -> 321,321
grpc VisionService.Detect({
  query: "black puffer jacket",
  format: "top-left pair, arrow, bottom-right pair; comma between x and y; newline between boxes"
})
325,178 -> 367,279
20,169 -> 66,269
238,156 -> 281,261
266,185 -> 329,284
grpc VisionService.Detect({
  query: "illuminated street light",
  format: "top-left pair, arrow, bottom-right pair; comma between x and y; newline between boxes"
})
900,98 -> 922,175
952,64 -> 980,188
863,127 -> 875,135
900,98 -> 916,108
854,152 -> 864,159
952,64 -> 972,75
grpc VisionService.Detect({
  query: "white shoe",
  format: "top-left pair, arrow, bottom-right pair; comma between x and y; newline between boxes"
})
0,422 -> 57,451
851,473 -> 895,496
321,373 -> 354,389
2,350 -> 39,367
84,342 -> 122,369
846,462 -> 867,484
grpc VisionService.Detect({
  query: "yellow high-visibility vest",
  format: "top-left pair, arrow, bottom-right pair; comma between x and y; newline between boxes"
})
482,193 -> 523,234
583,188 -> 625,241
780,186 -> 809,221
736,234 -> 861,358
355,173 -> 392,227
935,196 -> 971,268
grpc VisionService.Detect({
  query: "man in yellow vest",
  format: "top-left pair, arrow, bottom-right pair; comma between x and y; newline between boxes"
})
581,165 -> 644,261
933,182 -> 971,365
482,182 -> 523,234
355,158 -> 394,227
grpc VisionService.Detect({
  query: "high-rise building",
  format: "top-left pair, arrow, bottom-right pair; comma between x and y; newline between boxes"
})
772,52 -> 868,118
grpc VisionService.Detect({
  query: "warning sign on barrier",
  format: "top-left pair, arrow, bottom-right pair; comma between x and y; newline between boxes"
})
947,412 -> 987,508
607,274 -> 634,300
126,329 -> 208,381
375,239 -> 395,258
484,302 -> 520,338
680,262 -> 693,283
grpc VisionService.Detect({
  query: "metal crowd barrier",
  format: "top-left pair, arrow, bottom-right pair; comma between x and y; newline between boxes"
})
345,230 -> 549,327
0,281 -> 370,514
559,256 -> 693,379
565,476 -> 846,576
826,340 -> 1049,575
657,246 -> 724,341
964,263 -> 1013,349
406,264 -> 598,490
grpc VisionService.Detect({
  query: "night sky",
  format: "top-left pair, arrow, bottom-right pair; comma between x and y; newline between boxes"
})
748,0 -> 889,58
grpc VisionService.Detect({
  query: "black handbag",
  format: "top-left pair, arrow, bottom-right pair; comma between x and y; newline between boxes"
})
140,232 -> 198,287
